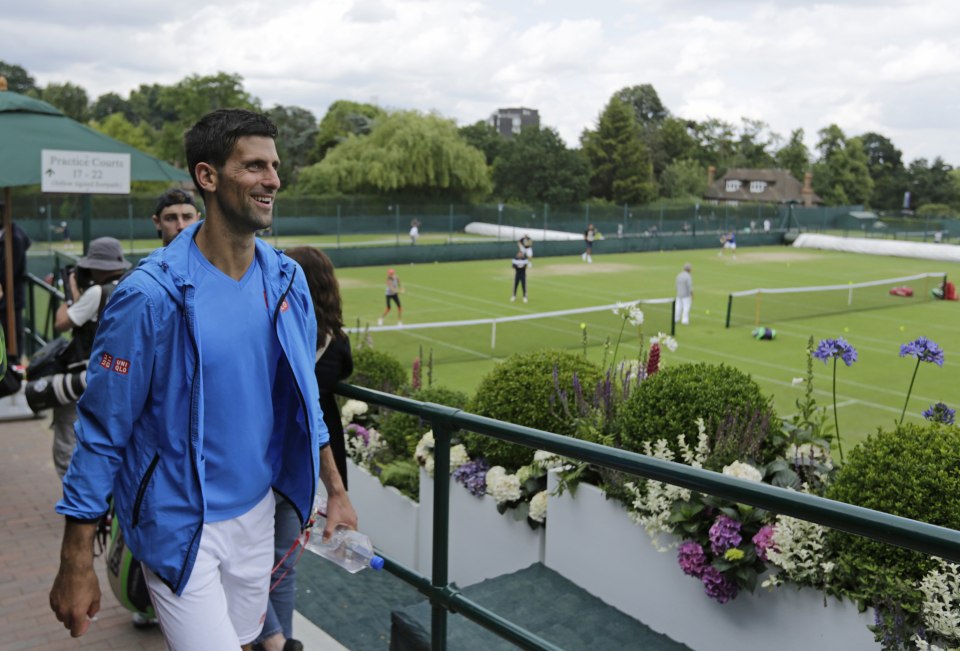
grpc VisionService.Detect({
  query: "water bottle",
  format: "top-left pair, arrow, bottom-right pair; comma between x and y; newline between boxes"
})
305,498 -> 384,573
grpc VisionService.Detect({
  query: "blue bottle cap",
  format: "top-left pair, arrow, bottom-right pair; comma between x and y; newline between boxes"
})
370,555 -> 385,570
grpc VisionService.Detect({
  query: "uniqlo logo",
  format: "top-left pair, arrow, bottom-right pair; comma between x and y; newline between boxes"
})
113,358 -> 130,375
99,353 -> 113,369
280,299 -> 289,313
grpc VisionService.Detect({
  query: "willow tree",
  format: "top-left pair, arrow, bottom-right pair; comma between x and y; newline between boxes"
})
298,111 -> 492,199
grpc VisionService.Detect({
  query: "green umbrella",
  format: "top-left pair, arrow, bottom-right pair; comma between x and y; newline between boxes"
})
0,88 -> 191,356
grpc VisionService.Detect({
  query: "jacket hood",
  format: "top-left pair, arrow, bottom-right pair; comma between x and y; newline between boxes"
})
132,221 -> 295,305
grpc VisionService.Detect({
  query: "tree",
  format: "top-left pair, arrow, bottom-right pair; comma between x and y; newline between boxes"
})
860,132 -> 906,210
155,72 -> 260,165
90,92 -> 132,123
729,118 -> 778,169
614,83 -> 669,127
313,100 -> 386,162
775,129 -> 810,181
298,111 -> 492,200
266,105 -> 318,188
659,159 -> 707,199
581,97 -> 657,205
458,120 -> 503,167
89,113 -> 156,154
811,125 -> 874,205
128,83 -> 177,130
39,82 -> 89,121
907,157 -> 958,210
689,118 -> 738,172
0,61 -> 38,94
492,127 -> 589,205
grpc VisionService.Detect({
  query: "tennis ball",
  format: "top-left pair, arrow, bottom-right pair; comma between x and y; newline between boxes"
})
705,309 -> 711,315
843,327 -> 850,333
899,325 -> 905,332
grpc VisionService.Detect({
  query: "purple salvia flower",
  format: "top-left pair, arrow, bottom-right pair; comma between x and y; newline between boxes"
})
709,515 -> 743,555
922,402 -> 956,425
812,337 -> 858,366
899,337 -> 945,366
677,541 -> 708,578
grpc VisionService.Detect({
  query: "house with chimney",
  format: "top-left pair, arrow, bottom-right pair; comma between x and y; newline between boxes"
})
703,167 -> 822,207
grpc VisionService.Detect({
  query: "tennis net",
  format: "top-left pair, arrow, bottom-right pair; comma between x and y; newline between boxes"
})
725,272 -> 947,328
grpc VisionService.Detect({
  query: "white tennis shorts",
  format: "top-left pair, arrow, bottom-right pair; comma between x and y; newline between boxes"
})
143,490 -> 276,650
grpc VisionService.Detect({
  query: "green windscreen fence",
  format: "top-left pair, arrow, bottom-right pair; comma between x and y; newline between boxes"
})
725,272 -> 947,328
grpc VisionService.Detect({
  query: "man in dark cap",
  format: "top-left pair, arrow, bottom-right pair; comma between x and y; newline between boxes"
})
50,237 -> 130,478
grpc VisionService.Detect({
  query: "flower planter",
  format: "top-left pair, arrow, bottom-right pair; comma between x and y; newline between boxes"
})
544,471 -> 877,651
418,468 -> 545,587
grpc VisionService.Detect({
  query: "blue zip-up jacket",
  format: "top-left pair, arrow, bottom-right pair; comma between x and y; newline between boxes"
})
56,222 -> 325,595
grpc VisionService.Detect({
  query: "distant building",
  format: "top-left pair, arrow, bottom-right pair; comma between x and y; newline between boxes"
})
703,167 -> 822,207
489,107 -> 540,139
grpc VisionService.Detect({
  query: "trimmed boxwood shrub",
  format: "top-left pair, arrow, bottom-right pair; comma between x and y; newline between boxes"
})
616,362 -> 781,471
463,350 -> 604,469
351,347 -> 407,395
380,386 -> 471,458
825,423 -> 960,642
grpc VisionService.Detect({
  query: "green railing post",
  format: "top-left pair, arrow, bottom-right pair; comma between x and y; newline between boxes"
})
336,205 -> 341,249
431,417 -> 453,650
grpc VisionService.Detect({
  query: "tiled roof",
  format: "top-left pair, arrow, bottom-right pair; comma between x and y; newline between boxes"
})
703,168 -> 823,204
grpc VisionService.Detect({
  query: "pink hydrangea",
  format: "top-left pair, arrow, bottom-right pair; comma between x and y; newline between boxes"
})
752,524 -> 777,562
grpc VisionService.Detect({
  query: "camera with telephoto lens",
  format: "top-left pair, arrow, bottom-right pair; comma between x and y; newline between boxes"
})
61,265 -> 95,301
25,371 -> 87,413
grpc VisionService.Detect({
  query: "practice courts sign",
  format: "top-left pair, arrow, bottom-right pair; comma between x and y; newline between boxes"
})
41,149 -> 131,194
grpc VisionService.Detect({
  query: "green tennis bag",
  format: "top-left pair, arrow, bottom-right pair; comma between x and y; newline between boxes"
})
105,511 -> 155,617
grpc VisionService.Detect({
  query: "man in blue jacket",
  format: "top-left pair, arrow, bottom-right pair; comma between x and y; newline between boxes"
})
49,109 -> 357,650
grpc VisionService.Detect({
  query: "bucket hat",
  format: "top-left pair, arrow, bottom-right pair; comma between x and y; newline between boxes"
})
77,237 -> 132,271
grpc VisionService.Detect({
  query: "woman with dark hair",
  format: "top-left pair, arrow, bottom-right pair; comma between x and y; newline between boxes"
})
254,246 -> 352,651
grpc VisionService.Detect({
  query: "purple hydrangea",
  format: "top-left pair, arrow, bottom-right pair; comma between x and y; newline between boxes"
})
900,337 -> 944,367
701,565 -> 739,604
752,525 -> 777,563
452,458 -> 490,497
922,402 -> 956,425
345,423 -> 370,446
677,541 -> 708,578
812,337 -> 858,366
709,515 -> 743,555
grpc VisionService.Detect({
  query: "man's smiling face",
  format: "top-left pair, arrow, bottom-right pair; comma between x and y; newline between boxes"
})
214,135 -> 280,233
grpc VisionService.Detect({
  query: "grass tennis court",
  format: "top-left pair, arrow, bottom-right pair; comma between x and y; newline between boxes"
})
333,245 -> 959,453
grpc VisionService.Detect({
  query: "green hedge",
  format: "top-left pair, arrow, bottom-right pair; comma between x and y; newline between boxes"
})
464,350 -> 603,469
616,362 -> 781,470
351,347 -> 408,395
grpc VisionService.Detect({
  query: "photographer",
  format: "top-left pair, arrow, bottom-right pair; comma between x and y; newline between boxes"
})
47,237 -> 130,478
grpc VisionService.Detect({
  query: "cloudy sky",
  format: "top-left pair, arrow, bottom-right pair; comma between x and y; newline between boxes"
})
5,0 -> 960,165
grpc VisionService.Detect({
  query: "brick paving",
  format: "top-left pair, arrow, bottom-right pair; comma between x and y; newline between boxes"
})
0,414 -> 164,651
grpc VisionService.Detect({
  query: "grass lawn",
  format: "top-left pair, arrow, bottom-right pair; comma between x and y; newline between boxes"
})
333,245 -> 960,454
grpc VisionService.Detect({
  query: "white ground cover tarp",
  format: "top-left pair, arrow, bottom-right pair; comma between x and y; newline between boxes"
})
464,222 -> 584,241
793,233 -> 960,263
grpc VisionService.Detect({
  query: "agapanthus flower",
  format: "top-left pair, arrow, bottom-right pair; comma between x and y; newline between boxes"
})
627,305 -> 644,327
923,402 -> 956,425
453,458 -> 490,496
752,524 -> 777,562
701,565 -> 739,604
677,541 -> 708,578
900,337 -> 945,367
709,515 -> 743,555
649,332 -> 678,352
812,338 -> 858,366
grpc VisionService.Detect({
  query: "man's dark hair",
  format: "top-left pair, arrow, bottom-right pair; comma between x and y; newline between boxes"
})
153,189 -> 196,218
184,109 -> 278,198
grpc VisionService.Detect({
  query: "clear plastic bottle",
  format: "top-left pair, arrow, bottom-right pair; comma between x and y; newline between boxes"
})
305,499 -> 384,574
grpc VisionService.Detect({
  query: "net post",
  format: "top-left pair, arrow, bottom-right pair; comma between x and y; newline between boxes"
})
670,299 -> 676,336
725,294 -> 733,328
491,321 -> 497,350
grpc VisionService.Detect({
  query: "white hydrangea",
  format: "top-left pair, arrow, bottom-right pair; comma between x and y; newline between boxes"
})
486,466 -> 522,505
340,399 -> 369,426
449,444 -> 470,470
533,450 -> 565,470
529,490 -> 548,523
916,559 -> 960,647
414,430 -> 435,466
516,464 -> 535,484
722,460 -> 763,482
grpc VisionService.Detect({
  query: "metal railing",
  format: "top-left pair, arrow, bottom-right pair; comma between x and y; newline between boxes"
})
336,382 -> 960,651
